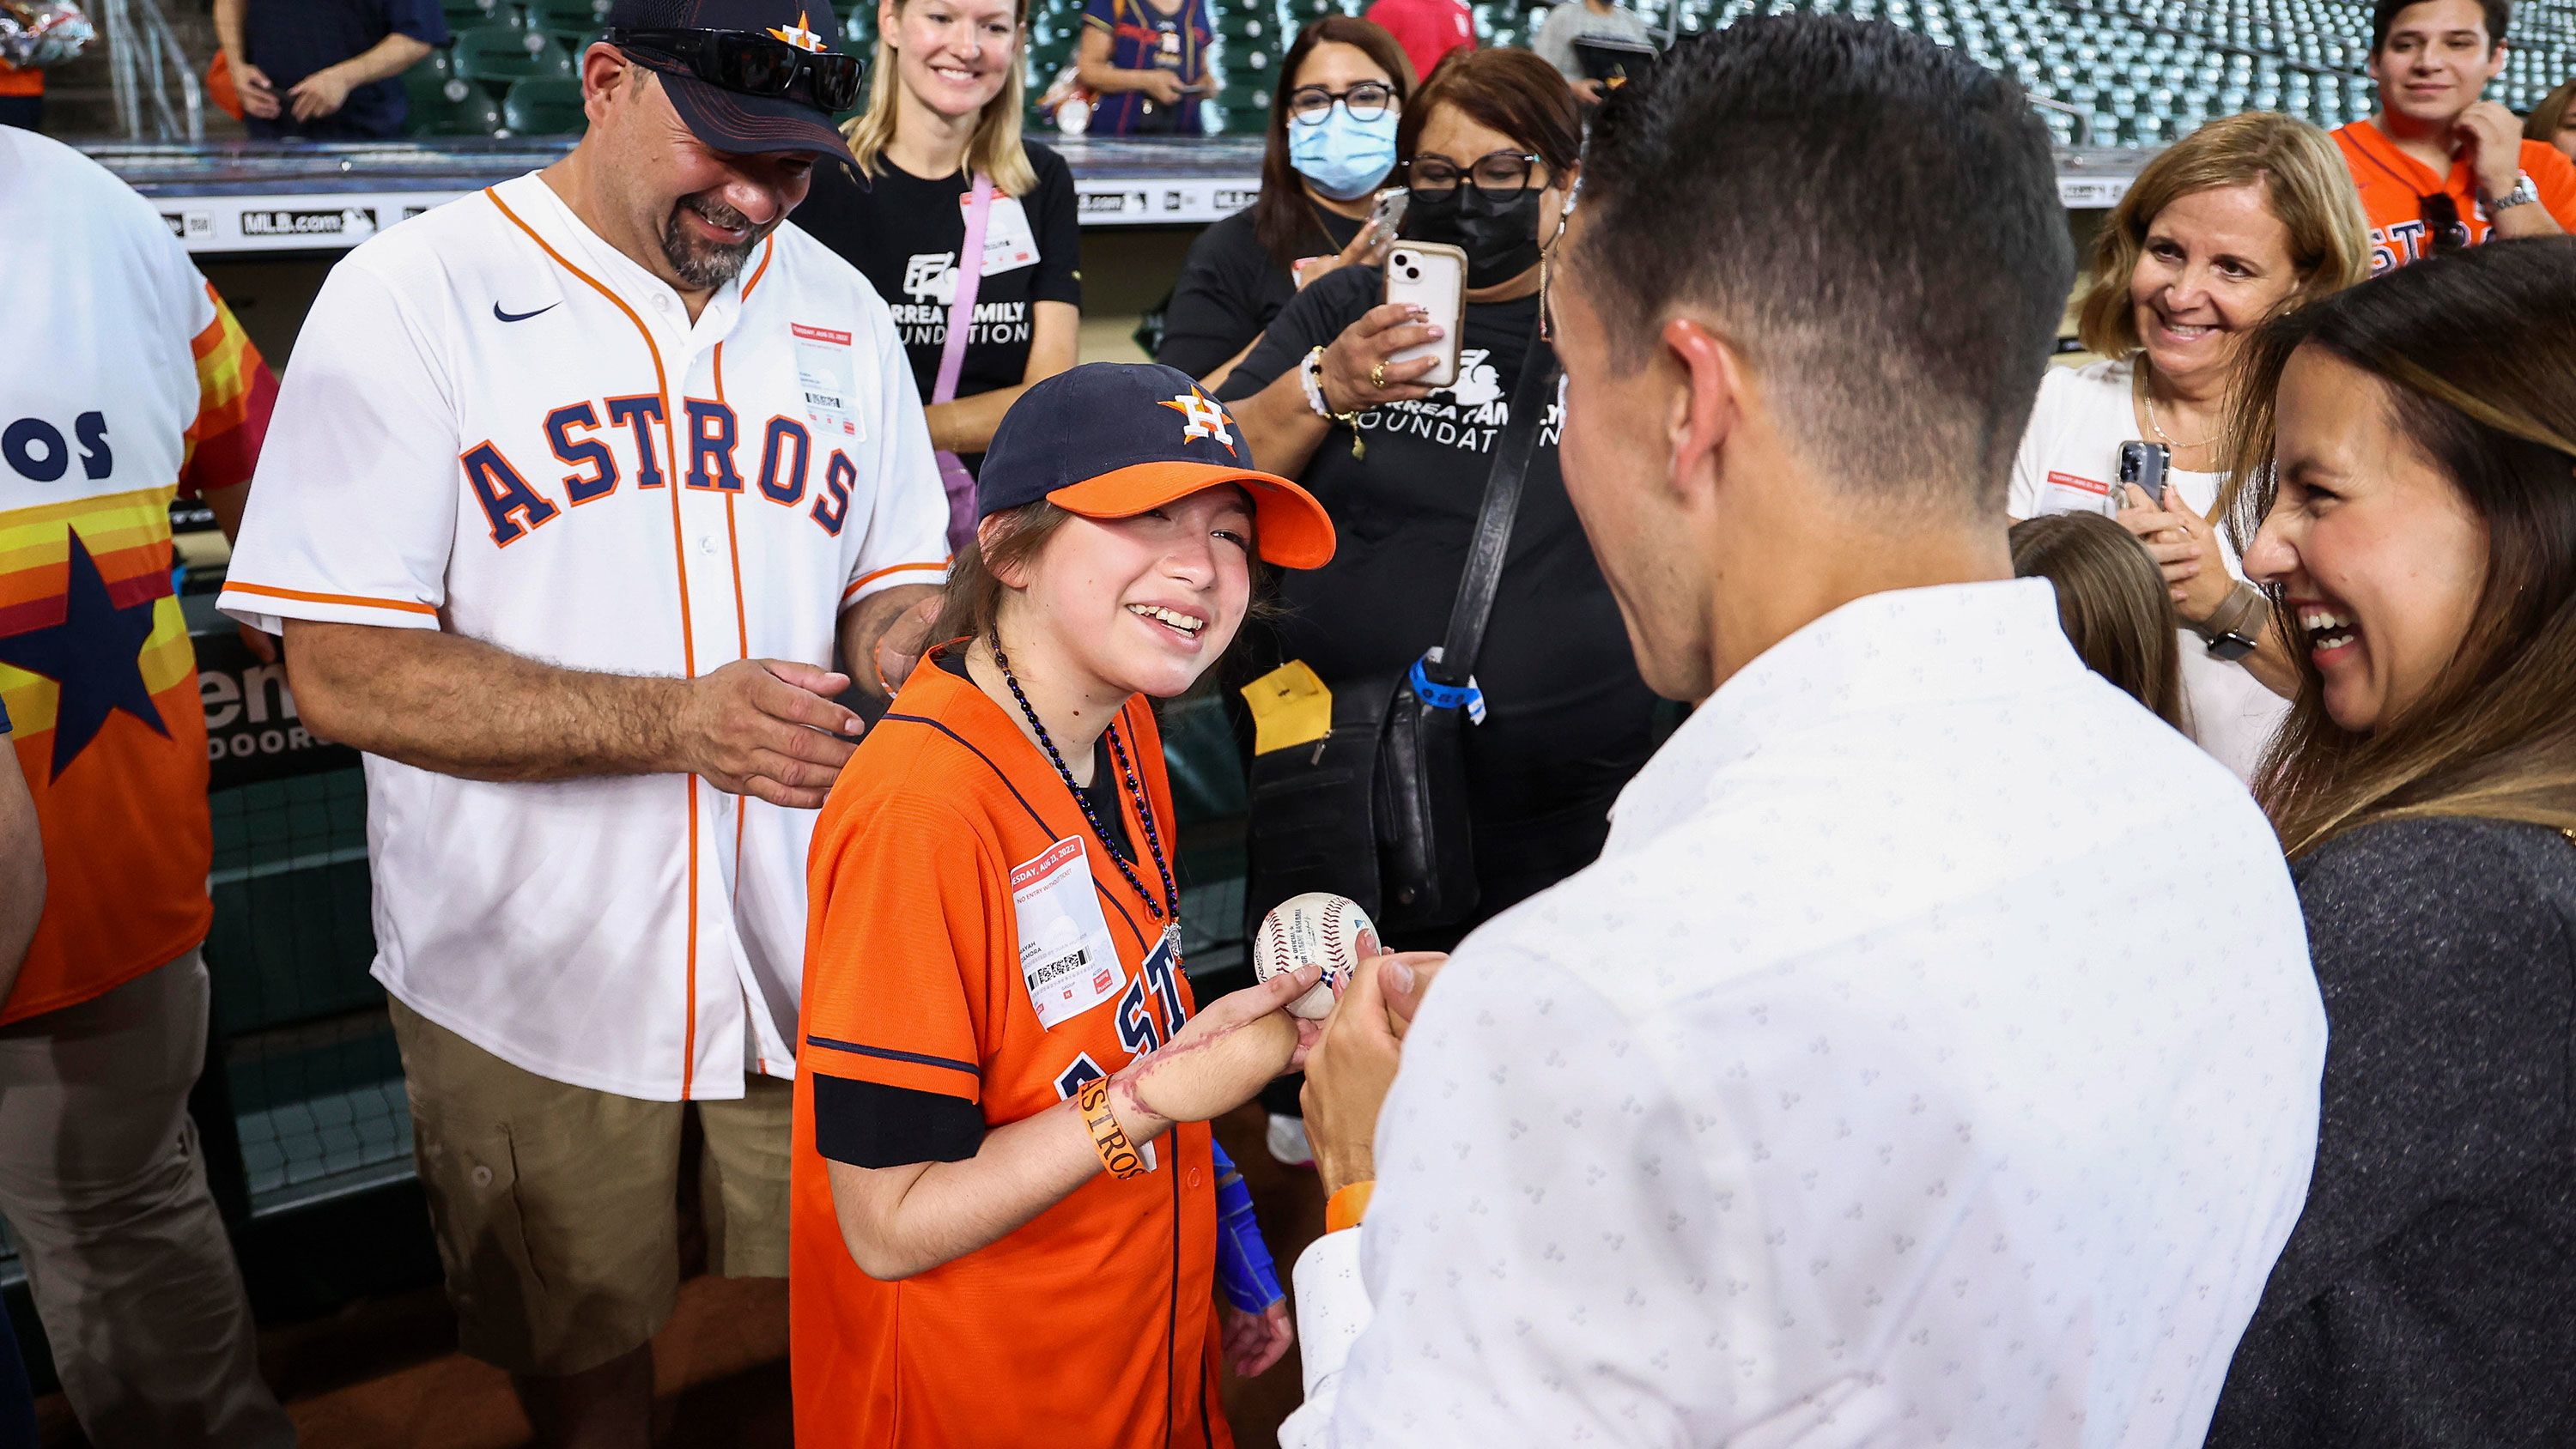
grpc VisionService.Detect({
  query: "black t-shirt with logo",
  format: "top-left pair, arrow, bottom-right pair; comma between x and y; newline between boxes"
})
794,142 -> 1083,468
1159,203 -> 1363,379
1218,264 -> 1657,913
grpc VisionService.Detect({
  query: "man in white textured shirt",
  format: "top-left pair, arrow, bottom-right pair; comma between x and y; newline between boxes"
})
1280,15 -> 2329,1447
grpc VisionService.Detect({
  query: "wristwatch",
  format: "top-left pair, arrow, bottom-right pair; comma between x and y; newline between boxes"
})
2483,173 -> 2540,214
2200,580 -> 2267,662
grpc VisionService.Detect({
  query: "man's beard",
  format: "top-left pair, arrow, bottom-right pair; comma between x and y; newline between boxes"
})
660,192 -> 780,290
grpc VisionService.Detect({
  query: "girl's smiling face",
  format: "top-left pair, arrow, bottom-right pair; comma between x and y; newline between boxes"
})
1003,487 -> 1255,701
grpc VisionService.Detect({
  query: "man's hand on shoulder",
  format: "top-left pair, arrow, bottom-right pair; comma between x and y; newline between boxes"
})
676,658 -> 863,809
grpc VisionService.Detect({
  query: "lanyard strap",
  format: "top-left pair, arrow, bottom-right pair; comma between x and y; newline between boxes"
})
933,172 -> 996,408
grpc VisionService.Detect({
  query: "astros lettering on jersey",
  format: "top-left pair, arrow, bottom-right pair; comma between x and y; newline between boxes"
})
219,173 -> 948,1100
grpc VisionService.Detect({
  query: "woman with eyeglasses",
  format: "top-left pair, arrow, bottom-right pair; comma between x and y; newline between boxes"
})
1217,46 -> 1656,949
2204,237 -> 2576,1448
795,0 -> 1080,551
1158,16 -> 1414,390
2008,112 -> 2370,779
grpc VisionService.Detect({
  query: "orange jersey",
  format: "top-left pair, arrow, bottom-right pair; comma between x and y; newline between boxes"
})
1,130 -> 277,1023
2334,119 -> 2576,275
791,658 -> 1230,1449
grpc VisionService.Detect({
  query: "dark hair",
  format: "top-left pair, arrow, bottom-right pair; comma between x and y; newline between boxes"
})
2371,0 -> 2509,54
2010,512 -> 2187,729
2526,77 -> 2576,144
1395,46 -> 1581,180
1577,16 -> 2073,512
2223,237 -> 2576,857
1254,17 -> 1418,270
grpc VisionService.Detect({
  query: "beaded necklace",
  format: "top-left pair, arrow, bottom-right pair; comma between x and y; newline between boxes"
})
990,640 -> 1182,934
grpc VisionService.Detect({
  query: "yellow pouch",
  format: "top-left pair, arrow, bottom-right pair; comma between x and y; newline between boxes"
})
1239,660 -> 1333,755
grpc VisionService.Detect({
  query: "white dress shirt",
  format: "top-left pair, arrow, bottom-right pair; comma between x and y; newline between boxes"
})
1282,579 -> 2324,1448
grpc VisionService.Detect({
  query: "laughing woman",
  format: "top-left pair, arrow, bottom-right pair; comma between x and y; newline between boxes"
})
789,363 -> 1341,1449
795,0 -> 1080,549
2206,239 -> 2576,1446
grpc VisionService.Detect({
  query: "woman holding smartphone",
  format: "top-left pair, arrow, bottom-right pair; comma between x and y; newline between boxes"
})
1159,15 -> 1415,388
790,363 -> 1341,1447
1218,47 -> 1657,953
2005,112 -> 2368,775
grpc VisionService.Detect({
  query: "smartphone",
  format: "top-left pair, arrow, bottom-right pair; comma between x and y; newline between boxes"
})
1363,187 -> 1409,257
1382,242 -> 1466,389
2117,440 -> 2170,510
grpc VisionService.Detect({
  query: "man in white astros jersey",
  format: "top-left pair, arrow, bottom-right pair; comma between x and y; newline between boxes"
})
217,0 -> 945,1436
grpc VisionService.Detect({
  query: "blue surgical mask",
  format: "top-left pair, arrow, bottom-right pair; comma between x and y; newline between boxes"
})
1288,105 -> 1398,202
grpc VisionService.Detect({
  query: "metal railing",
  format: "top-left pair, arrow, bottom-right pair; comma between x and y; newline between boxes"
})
2027,94 -> 2093,146
97,0 -> 203,142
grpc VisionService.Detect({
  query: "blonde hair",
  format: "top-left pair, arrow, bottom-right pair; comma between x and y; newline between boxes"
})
2074,112 -> 2372,361
2527,79 -> 2576,146
839,0 -> 1038,197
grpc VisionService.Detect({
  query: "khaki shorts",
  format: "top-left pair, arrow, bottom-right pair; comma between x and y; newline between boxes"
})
388,997 -> 791,1376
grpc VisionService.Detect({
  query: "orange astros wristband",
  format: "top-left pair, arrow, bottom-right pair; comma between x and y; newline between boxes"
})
1325,1180 -> 1375,1234
1078,1077 -> 1147,1180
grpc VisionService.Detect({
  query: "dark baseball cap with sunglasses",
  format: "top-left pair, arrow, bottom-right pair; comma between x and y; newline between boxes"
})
602,0 -> 862,161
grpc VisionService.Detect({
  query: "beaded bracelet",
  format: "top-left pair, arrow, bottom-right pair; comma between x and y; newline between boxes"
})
1301,346 -> 1367,460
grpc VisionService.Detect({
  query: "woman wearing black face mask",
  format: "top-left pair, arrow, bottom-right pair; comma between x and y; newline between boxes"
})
1217,47 -> 1657,961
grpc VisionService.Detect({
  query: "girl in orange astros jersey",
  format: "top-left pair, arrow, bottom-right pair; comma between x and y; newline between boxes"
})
790,361 -> 1341,1449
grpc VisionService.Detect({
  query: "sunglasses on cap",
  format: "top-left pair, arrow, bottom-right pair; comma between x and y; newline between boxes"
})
604,27 -> 866,113
2419,192 -> 2473,256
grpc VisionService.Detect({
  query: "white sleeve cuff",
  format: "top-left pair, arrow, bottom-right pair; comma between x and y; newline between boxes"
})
1278,1225 -> 1370,1448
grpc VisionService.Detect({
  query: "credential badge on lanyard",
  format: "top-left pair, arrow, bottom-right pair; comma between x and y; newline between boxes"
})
791,322 -> 865,440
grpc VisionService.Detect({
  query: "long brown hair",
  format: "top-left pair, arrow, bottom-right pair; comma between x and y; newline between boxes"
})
841,0 -> 1038,197
2009,512 -> 2187,730
1253,16 -> 1417,270
2526,78 -> 2576,147
2225,237 -> 2576,858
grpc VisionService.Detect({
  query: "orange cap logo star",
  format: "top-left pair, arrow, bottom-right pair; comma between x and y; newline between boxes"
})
768,10 -> 826,52
1158,387 -> 1237,455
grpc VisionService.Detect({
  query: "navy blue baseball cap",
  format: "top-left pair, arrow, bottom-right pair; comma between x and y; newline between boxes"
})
980,363 -> 1337,570
602,0 -> 857,161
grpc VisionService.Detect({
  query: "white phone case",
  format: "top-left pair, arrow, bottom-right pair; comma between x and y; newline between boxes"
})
1381,242 -> 1467,389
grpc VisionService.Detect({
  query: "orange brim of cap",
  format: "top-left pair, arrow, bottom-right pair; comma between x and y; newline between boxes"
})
1048,462 -> 1337,570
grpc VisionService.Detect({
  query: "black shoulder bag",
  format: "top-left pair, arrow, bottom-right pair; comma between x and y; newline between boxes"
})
1244,319 -> 1560,938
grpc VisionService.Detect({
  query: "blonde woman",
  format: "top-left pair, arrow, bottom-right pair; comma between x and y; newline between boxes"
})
796,0 -> 1080,546
2008,112 -> 2370,779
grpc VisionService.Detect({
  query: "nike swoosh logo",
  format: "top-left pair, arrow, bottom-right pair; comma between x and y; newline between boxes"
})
492,301 -> 559,323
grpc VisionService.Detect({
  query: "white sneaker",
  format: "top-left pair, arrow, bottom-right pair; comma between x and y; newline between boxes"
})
1266,1113 -> 1315,1167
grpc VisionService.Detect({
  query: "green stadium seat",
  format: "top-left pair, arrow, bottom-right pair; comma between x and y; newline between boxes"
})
453,24 -> 576,88
501,75 -> 590,134
440,0 -> 504,28
404,68 -> 506,135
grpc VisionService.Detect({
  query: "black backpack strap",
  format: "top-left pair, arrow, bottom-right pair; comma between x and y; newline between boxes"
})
1423,312 -> 1559,688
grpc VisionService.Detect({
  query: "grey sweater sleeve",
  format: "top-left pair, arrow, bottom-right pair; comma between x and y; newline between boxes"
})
2250,817 -> 2575,1320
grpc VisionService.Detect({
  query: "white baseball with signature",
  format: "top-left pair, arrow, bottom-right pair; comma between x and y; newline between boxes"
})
1252,892 -> 1375,1020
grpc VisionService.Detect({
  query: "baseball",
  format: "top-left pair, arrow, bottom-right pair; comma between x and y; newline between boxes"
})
1252,892 -> 1376,1020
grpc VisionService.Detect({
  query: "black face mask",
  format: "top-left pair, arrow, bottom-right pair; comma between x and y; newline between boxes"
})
1404,185 -> 1543,289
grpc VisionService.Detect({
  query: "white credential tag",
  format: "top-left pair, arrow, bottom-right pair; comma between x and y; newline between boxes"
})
1012,836 -> 1127,1031
792,322 -> 866,440
969,194 -> 1042,277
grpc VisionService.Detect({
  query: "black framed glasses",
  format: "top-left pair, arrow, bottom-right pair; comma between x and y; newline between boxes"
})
2420,192 -> 2472,256
1286,81 -> 1397,124
1406,149 -> 1545,201
605,27 -> 866,113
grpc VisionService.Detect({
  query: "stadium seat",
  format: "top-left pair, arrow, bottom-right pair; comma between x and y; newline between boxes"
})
453,24 -> 577,90
501,75 -> 590,134
404,70 -> 507,135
